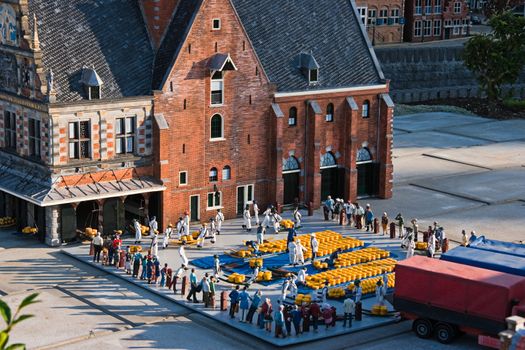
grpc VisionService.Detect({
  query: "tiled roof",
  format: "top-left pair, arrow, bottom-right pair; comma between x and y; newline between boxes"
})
152,0 -> 204,90
28,0 -> 154,102
230,0 -> 385,92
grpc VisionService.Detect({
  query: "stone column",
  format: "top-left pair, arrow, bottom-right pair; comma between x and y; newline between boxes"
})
275,113 -> 284,206
308,101 -> 323,208
45,205 -> 60,246
377,94 -> 394,199
142,193 -> 150,222
345,97 -> 359,202
97,199 -> 105,234
27,202 -> 35,227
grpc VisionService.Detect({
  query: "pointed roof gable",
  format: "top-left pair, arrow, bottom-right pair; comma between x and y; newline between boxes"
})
152,0 -> 205,90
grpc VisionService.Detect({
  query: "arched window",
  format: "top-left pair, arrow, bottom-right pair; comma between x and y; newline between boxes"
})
320,152 -> 337,168
209,167 -> 218,182
282,156 -> 300,173
357,148 -> 372,163
222,165 -> 231,180
325,103 -> 334,122
362,100 -> 370,118
288,107 -> 297,126
210,114 -> 223,139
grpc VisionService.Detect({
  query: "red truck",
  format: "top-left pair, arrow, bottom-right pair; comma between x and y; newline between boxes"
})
394,256 -> 525,345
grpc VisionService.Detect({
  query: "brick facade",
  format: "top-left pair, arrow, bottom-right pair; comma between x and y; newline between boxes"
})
152,0 -> 394,227
355,0 -> 405,44
404,0 -> 470,42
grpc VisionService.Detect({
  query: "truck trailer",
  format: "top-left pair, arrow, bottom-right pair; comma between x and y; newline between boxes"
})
394,256 -> 525,345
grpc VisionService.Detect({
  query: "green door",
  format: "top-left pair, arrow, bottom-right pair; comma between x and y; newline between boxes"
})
190,196 -> 199,222
321,168 -> 338,201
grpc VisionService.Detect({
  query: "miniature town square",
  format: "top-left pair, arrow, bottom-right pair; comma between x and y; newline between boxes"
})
1,0 -> 525,349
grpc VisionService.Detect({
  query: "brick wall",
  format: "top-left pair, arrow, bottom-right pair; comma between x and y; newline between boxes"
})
139,0 -> 180,48
153,0 -> 275,225
274,87 -> 393,208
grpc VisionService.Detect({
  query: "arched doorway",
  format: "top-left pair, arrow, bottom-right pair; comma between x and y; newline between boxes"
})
356,148 -> 376,197
75,201 -> 99,240
282,156 -> 300,205
320,152 -> 339,201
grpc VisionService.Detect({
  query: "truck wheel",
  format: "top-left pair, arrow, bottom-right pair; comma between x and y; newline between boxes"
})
413,319 -> 433,339
435,323 -> 455,344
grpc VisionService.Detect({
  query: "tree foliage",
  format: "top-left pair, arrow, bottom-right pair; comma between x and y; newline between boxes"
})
0,293 -> 39,350
483,0 -> 522,17
463,12 -> 525,101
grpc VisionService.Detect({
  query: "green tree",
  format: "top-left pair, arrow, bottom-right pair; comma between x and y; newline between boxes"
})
464,12 -> 525,101
0,293 -> 39,350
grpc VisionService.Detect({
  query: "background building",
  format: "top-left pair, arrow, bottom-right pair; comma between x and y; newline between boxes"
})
404,0 -> 470,42
355,0 -> 406,44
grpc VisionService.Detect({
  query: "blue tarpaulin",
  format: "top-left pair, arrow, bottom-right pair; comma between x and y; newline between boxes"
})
441,246 -> 525,277
469,236 -> 525,258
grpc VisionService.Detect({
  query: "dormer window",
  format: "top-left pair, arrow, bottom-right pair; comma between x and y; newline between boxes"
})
79,66 -> 103,100
295,52 -> 320,85
207,53 -> 238,106
89,86 -> 100,100
212,19 -> 221,30
309,69 -> 318,84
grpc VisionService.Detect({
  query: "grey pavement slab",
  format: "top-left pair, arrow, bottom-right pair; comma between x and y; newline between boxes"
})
438,119 -> 525,142
414,167 -> 525,204
424,141 -> 525,169
54,317 -> 257,350
0,241 -> 103,294
393,131 -> 491,157
5,288 -> 128,349
419,201 -> 525,244
57,276 -> 189,325
393,155 -> 485,184
364,185 -> 484,220
394,112 -> 489,132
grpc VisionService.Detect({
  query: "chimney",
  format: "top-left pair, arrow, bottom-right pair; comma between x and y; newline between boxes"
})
140,0 -> 179,48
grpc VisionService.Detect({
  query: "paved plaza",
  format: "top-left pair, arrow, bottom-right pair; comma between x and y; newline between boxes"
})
0,111 -> 523,349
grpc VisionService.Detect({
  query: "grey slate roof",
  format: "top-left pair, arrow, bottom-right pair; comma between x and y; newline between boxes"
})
153,0 -> 204,90
28,0 -> 154,102
230,0 -> 385,92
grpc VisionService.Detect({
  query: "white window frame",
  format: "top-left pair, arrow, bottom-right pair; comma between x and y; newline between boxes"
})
454,2 -> 461,13
367,8 -> 377,25
209,167 -> 218,182
222,165 -> 231,180
434,0 -> 442,13
210,113 -> 225,141
362,101 -> 370,118
433,20 -> 442,36
28,118 -> 41,158
179,171 -> 188,186
210,71 -> 224,106
237,184 -> 255,212
391,8 -> 400,23
414,20 -> 422,36
379,8 -> 388,24
424,0 -> 432,14
423,20 -> 432,36
115,116 -> 136,155
68,120 -> 91,160
325,103 -> 334,122
415,0 -> 422,14
212,18 -> 221,30
356,7 -> 368,25
4,111 -> 17,150
207,191 -> 223,210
